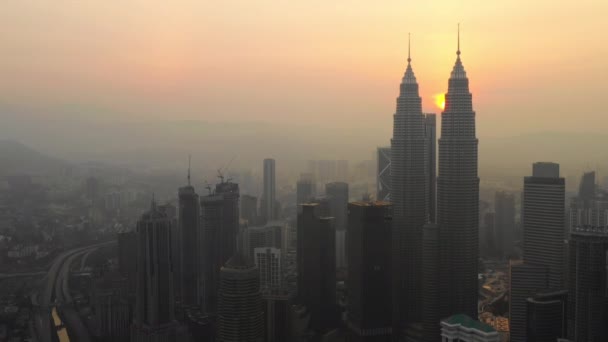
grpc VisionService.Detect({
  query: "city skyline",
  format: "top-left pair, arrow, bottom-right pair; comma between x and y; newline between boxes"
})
0,3 -> 607,342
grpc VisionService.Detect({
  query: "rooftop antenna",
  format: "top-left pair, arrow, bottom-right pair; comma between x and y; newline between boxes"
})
187,154 -> 191,186
457,23 -> 461,56
217,169 -> 225,184
407,32 -> 411,64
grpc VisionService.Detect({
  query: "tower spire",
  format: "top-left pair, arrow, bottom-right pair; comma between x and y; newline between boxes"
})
408,32 -> 411,64
457,23 -> 461,56
187,154 -> 191,186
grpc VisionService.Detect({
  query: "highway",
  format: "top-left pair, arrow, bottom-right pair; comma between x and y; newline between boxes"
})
32,241 -> 114,342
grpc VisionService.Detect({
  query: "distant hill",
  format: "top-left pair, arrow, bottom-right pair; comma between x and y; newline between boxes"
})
0,140 -> 68,177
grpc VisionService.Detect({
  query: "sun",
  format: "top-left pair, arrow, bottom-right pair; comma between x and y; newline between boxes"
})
434,93 -> 445,111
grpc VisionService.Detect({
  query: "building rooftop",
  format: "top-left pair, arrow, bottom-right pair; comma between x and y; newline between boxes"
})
572,225 -> 608,237
442,314 -> 496,333
349,201 -> 391,207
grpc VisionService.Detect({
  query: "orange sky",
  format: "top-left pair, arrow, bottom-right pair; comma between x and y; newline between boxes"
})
1,1 -> 607,138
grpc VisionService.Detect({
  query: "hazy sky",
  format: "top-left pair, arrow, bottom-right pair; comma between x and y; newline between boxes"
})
1,1 -> 607,138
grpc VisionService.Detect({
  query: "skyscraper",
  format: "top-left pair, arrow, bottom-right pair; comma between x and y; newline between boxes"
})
425,113 -> 437,223
200,194 -> 221,314
296,174 -> 316,205
215,181 -> 240,265
523,162 -> 565,288
376,147 -> 391,202
567,226 -> 608,341
436,27 -> 479,320
131,201 -> 183,341
509,261 -> 549,342
345,201 -> 392,342
200,185 -> 239,315
177,166 -> 201,307
326,181 -> 349,268
254,247 -> 282,290
262,158 -> 276,222
390,35 -> 428,336
526,290 -> 568,342
297,203 -> 337,333
217,254 -> 264,342
495,191 -> 516,258
241,194 -> 259,225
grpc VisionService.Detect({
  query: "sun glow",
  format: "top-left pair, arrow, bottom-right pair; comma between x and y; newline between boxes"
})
434,93 -> 446,111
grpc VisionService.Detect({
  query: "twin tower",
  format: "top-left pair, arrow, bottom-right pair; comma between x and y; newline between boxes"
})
390,29 -> 479,340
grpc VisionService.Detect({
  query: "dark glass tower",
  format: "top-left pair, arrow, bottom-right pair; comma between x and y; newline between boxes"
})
346,201 -> 392,342
437,28 -> 479,319
296,203 -> 337,333
131,201 -> 182,341
178,165 -> 201,307
390,35 -> 428,337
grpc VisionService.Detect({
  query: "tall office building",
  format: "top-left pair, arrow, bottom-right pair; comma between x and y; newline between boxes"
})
345,202 -> 392,342
526,290 -> 568,342
436,28 -> 479,319
509,261 -> 549,342
200,184 -> 239,315
215,181 -> 240,265
217,254 -> 264,342
425,113 -> 437,223
390,36 -> 428,336
326,182 -> 349,268
254,247 -> 282,290
421,223 -> 440,341
262,158 -> 276,222
297,203 -> 337,333
242,222 -> 283,262
177,170 -> 201,307
241,194 -> 258,225
376,147 -> 391,201
263,290 -> 293,342
495,191 -> 516,258
567,226 -> 608,341
131,201 -> 183,341
523,162 -> 565,288
578,171 -> 596,207
296,174 -> 316,205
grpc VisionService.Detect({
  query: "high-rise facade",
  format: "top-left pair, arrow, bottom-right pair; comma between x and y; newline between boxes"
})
509,261 -> 549,342
262,158 -> 276,222
523,162 -> 565,288
215,181 -> 240,265
376,147 -> 391,202
296,174 -> 316,205
436,30 -> 479,320
254,247 -> 282,290
425,113 -> 437,223
390,37 -> 428,337
241,194 -> 258,225
217,254 -> 264,342
345,202 -> 392,342
526,290 -> 568,342
297,203 -> 337,333
243,222 -> 282,262
326,181 -> 349,268
131,201 -> 182,341
495,191 -> 516,258
178,182 -> 200,307
567,226 -> 608,341
200,194 -> 222,314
